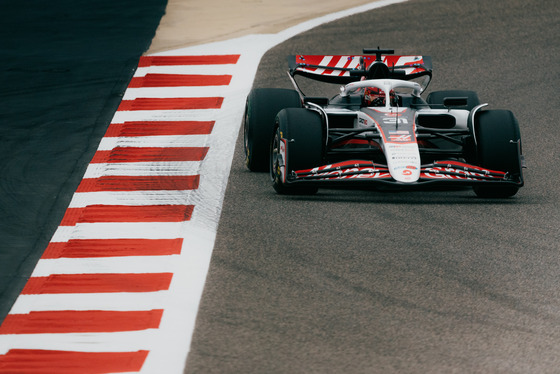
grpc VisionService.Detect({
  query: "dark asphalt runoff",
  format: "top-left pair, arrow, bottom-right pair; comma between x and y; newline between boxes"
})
0,0 -> 167,322
185,0 -> 560,373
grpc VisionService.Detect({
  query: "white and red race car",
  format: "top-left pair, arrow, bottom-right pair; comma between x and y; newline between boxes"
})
243,48 -> 524,197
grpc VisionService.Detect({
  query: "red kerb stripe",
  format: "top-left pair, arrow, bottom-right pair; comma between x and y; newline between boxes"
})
0,310 -> 163,334
117,97 -> 223,111
42,238 -> 183,259
0,349 -> 148,374
129,74 -> 232,87
22,273 -> 173,294
59,205 -> 194,226
90,147 -> 208,163
138,55 -> 240,67
76,175 -> 200,192
104,121 -> 214,137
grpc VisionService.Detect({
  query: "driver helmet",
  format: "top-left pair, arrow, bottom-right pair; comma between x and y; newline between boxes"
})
364,87 -> 397,107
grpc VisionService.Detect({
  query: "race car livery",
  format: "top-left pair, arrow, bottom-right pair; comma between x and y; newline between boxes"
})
243,48 -> 524,198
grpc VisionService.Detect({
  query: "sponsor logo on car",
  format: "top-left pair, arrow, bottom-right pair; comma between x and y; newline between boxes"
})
389,134 -> 412,142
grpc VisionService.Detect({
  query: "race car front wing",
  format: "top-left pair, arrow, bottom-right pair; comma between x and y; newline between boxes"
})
288,160 -> 523,187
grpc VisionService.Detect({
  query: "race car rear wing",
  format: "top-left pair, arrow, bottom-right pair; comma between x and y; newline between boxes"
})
288,53 -> 432,86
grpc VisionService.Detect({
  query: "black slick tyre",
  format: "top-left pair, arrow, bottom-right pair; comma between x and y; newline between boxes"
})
271,108 -> 324,195
472,109 -> 522,198
427,90 -> 480,111
243,88 -> 301,171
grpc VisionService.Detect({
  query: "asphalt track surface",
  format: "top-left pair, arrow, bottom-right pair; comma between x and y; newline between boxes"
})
0,0 -> 558,373
0,0 -> 167,322
185,1 -> 560,373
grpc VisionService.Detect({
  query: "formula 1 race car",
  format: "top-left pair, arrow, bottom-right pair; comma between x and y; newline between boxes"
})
243,48 -> 524,197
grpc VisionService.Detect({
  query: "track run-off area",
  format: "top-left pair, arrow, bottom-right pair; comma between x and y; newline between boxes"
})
0,1 -> 410,373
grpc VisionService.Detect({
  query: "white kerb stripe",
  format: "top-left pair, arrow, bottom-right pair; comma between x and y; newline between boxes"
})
83,161 -> 202,178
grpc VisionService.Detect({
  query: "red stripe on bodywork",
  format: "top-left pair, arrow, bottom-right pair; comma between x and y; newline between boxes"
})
322,55 -> 341,75
138,55 -> 240,67
90,147 -> 208,163
339,56 -> 354,76
42,238 -> 183,259
0,349 -> 148,374
332,139 -> 381,148
117,97 -> 223,111
104,121 -> 214,137
129,74 -> 232,87
381,55 -> 402,69
76,175 -> 200,192
295,55 -> 328,66
22,273 -> 173,294
59,205 -> 194,226
0,310 -> 163,334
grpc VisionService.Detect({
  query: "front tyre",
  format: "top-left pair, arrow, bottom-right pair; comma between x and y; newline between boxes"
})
243,88 -> 301,172
271,108 -> 324,195
472,109 -> 523,198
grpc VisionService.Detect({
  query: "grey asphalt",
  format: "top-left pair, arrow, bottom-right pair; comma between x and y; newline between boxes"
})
185,0 -> 560,373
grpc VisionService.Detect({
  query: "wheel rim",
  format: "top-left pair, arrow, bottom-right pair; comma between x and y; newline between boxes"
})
270,128 -> 281,183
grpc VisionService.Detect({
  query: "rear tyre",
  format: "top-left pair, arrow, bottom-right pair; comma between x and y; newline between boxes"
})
427,90 -> 480,111
243,88 -> 301,171
271,108 -> 324,195
472,109 -> 522,198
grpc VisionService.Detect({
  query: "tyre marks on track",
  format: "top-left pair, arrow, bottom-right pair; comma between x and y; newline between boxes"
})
0,54 -> 245,373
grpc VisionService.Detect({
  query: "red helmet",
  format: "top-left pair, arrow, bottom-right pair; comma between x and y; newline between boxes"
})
364,87 -> 397,107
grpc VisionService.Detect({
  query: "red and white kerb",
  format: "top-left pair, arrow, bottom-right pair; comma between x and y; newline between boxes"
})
0,54 -> 241,374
